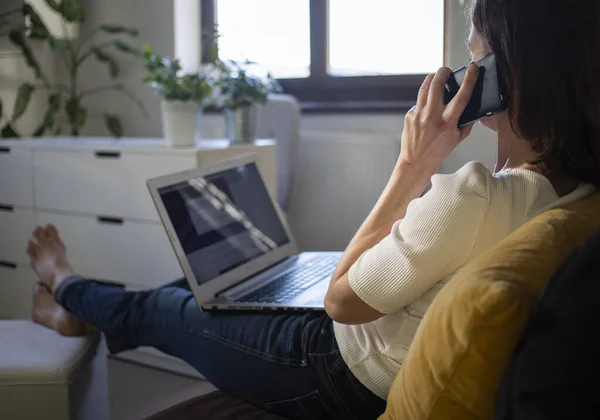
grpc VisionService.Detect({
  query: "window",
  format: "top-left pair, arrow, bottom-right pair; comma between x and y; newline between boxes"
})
203,0 -> 445,111
328,0 -> 443,76
216,0 -> 310,79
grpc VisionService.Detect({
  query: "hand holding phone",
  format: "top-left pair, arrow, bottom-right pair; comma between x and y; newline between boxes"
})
399,65 -> 480,172
444,53 -> 507,127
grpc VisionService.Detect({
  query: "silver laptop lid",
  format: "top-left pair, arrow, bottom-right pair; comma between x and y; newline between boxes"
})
147,154 -> 298,304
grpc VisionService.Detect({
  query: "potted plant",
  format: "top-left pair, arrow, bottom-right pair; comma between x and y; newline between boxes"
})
1,1 -> 146,138
141,45 -> 213,148
216,60 -> 282,144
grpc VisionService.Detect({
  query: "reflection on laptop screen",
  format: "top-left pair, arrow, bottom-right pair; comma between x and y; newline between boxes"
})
158,163 -> 290,285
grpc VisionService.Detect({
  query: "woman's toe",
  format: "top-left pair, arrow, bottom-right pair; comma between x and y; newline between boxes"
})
45,224 -> 65,249
27,240 -> 38,259
33,226 -> 45,242
46,224 -> 59,240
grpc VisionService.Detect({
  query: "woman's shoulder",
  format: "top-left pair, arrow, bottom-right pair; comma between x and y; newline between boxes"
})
430,161 -> 492,201
429,162 -> 566,214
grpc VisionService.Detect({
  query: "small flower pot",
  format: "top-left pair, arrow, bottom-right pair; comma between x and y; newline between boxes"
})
161,100 -> 201,148
224,105 -> 259,144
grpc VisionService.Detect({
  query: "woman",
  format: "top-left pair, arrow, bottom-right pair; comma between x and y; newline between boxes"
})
26,1 -> 600,419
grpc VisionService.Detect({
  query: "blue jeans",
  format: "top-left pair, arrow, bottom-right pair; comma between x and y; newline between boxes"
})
55,277 -> 386,420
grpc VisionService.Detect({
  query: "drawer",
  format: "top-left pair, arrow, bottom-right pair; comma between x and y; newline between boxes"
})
0,264 -> 38,320
33,149 -> 197,221
0,146 -> 34,207
37,211 -> 183,289
0,207 -> 37,265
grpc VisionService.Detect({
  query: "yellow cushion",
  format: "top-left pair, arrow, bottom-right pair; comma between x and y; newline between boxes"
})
380,192 -> 600,420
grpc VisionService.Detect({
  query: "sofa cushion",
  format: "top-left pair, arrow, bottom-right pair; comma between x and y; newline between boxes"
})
380,192 -> 600,420
495,228 -> 600,420
144,391 -> 288,420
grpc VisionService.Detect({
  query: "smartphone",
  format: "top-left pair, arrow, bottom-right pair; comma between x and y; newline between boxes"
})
444,53 -> 507,127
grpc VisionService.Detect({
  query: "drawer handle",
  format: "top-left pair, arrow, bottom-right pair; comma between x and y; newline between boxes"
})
97,216 -> 124,225
0,204 -> 14,212
94,150 -> 121,159
0,261 -> 17,270
0,147 -> 10,154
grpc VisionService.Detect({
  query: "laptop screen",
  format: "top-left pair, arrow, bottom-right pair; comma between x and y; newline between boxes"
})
158,163 -> 290,285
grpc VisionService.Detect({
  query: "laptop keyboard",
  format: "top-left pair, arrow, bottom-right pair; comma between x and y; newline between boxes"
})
236,255 -> 340,304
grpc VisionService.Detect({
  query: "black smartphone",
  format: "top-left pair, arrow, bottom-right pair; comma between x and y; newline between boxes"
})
444,53 -> 507,127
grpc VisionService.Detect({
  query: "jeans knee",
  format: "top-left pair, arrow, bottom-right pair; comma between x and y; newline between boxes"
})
142,287 -> 199,329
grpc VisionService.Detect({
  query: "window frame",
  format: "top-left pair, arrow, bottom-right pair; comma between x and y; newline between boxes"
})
202,0 -> 447,112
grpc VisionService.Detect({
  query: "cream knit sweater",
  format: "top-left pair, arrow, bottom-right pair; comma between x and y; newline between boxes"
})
334,161 -> 596,399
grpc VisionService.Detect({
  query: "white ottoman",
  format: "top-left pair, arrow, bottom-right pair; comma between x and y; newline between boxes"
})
0,320 -> 109,420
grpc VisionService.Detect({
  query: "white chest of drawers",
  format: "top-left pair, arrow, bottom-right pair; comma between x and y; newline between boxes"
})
0,137 -> 276,376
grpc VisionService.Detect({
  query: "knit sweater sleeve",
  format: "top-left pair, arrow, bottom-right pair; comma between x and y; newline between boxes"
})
348,162 -> 491,315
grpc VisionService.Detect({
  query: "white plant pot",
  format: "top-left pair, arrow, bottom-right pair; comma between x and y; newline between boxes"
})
160,100 -> 200,148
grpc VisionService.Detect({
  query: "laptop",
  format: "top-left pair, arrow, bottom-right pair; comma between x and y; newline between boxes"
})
147,154 -> 342,312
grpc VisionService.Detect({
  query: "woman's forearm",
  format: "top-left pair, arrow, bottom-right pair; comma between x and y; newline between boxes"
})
329,161 -> 433,285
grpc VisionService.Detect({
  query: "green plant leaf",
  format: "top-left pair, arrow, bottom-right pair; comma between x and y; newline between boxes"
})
12,83 -> 35,122
142,44 -> 153,56
113,40 -> 141,56
93,47 -> 119,79
23,4 -> 50,39
23,4 -> 45,27
59,0 -> 85,23
32,122 -> 46,137
65,98 -> 87,128
103,113 -> 123,138
44,0 -> 61,14
9,30 -> 42,79
29,25 -> 50,39
43,93 -> 61,128
100,24 -> 138,36
1,123 -> 19,138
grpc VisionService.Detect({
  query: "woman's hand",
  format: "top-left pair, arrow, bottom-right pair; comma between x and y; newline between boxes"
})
399,65 -> 480,174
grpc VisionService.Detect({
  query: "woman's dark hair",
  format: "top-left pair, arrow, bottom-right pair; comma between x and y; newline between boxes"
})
471,0 -> 600,186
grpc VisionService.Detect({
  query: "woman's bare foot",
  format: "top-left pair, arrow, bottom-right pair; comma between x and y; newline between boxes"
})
27,224 -> 74,294
32,283 -> 95,336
